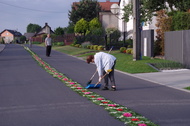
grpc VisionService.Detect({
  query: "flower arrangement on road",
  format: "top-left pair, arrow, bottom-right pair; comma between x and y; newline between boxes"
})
24,46 -> 157,126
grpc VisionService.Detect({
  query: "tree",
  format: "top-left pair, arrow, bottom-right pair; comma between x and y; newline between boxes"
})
122,0 -> 190,23
155,10 -> 172,55
20,35 -> 26,43
74,18 -> 89,35
89,18 -> 101,31
27,23 -> 41,33
173,0 -> 190,12
68,0 -> 101,24
54,27 -> 64,35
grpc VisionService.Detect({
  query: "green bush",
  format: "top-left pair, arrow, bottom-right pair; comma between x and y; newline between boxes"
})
120,47 -> 127,53
126,39 -> 133,48
87,45 -> 91,49
97,45 -> 103,50
57,42 -> 64,46
93,45 -> 98,50
126,48 -> 133,54
171,11 -> 190,31
128,45 -> 132,48
89,45 -> 93,49
32,41 -> 41,44
75,44 -> 80,47
70,43 -> 75,46
81,41 -> 91,48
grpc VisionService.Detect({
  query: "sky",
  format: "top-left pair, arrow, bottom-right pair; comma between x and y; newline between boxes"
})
0,0 -> 119,34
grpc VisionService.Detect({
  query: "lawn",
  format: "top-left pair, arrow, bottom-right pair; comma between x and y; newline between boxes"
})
51,45 -> 177,74
34,43 -> 185,74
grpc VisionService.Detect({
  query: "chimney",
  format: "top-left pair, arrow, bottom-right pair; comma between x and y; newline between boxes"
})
106,0 -> 110,2
45,23 -> 48,26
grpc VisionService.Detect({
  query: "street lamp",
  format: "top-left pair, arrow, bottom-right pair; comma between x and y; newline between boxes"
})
110,3 -> 126,47
110,3 -> 119,15
111,2 -> 141,60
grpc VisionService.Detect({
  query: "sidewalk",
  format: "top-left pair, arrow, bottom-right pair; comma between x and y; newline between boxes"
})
133,69 -> 190,92
0,44 -> 5,53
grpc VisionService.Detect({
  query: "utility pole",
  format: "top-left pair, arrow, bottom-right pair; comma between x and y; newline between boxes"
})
133,0 -> 141,61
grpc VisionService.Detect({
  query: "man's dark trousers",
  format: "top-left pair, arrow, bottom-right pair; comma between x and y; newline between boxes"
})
46,46 -> 52,57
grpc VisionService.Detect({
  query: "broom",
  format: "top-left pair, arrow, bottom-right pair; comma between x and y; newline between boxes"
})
86,70 -> 97,85
85,69 -> 112,89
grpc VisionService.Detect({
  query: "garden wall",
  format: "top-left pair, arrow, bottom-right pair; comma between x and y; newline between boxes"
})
165,30 -> 190,68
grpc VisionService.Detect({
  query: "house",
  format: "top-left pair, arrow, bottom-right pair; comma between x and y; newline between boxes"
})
118,0 -> 157,40
72,0 -> 119,30
24,33 -> 36,40
35,23 -> 54,37
99,0 -> 119,29
0,29 -> 22,43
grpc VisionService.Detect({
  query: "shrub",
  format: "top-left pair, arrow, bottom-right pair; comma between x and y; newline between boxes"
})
75,44 -> 80,47
57,42 -> 64,46
126,38 -> 133,48
87,45 -> 91,49
70,43 -> 75,46
32,41 -> 41,44
81,41 -> 91,48
90,45 -> 94,49
53,42 -> 64,46
126,48 -> 133,54
93,45 -> 98,50
120,47 -> 127,53
128,45 -> 132,48
97,45 -> 103,50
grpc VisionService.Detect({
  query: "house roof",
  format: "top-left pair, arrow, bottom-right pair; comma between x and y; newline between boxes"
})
24,33 -> 36,39
100,1 -> 119,12
0,29 -> 22,36
35,23 -> 54,36
72,0 -> 119,12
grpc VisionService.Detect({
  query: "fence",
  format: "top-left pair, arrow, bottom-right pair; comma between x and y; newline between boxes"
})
32,34 -> 75,45
165,30 -> 190,68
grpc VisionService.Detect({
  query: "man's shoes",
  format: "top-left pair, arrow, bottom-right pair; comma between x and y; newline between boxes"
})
101,87 -> 109,90
110,86 -> 116,91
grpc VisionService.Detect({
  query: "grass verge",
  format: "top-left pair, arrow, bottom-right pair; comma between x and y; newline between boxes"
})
37,44 -> 186,74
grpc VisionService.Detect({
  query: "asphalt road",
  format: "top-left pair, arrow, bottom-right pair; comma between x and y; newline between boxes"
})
1,44 -> 190,126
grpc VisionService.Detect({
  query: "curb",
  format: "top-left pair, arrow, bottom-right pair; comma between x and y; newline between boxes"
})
0,44 -> 5,53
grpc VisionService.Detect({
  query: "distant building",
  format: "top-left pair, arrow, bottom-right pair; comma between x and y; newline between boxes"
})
72,0 -> 119,30
118,0 -> 157,40
24,33 -> 36,40
0,29 -> 22,43
35,23 -> 54,37
99,0 -> 119,29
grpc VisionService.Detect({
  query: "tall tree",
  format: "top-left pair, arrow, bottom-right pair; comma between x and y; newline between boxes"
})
54,27 -> 64,35
68,0 -> 101,24
122,0 -> 190,23
27,23 -> 41,33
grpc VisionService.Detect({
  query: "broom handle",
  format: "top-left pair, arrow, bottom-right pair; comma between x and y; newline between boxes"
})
108,46 -> 113,53
94,73 -> 108,86
90,70 -> 97,80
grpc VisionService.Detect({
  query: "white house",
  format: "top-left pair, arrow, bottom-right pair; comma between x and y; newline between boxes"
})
117,0 -> 157,40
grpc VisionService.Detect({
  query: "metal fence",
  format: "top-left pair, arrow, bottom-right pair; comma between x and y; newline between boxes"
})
165,30 -> 190,68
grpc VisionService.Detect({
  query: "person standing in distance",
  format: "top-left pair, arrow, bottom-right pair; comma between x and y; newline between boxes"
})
45,34 -> 52,57
86,52 -> 117,91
